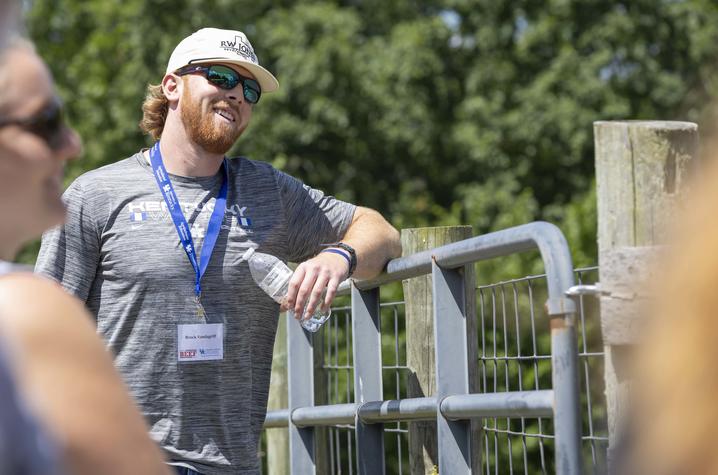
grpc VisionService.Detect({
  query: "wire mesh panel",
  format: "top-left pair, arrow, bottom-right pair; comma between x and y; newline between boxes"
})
379,302 -> 410,475
260,264 -> 608,474
319,305 -> 356,475
313,300 -> 411,475
477,274 -> 554,474
476,267 -> 607,475
574,267 -> 608,474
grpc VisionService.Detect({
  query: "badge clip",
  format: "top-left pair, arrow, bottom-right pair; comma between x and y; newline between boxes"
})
194,294 -> 206,318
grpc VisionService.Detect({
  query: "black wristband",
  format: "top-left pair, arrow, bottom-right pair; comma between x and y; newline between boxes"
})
326,242 -> 357,277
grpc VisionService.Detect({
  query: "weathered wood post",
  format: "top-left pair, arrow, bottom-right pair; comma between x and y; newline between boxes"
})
267,314 -> 289,475
594,121 -> 698,471
402,226 -> 480,474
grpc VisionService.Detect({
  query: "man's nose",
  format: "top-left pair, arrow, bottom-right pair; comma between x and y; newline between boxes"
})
57,126 -> 82,162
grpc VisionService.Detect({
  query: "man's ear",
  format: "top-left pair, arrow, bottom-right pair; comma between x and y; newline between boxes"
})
162,74 -> 182,103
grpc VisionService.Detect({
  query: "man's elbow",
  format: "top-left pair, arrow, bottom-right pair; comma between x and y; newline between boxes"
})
364,208 -> 401,259
386,225 -> 402,259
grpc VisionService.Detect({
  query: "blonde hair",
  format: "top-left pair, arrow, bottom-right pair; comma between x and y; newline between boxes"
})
138,83 -> 168,140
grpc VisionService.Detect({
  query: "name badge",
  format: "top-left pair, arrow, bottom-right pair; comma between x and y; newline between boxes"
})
177,323 -> 224,362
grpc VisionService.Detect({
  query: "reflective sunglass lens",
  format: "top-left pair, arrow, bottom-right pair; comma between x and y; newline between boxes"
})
207,67 -> 239,90
243,79 -> 261,104
244,87 -> 259,104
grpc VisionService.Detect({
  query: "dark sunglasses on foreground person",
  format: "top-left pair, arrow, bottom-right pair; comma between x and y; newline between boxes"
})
0,101 -> 66,150
175,64 -> 262,104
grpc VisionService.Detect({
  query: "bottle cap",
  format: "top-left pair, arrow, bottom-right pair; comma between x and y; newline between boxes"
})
241,246 -> 256,262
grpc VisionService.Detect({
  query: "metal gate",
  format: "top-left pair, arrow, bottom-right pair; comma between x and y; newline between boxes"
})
263,222 -> 608,474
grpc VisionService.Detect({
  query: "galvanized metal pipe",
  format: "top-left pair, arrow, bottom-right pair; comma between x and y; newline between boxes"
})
351,285 -> 386,474
552,316 -> 583,475
287,317 -> 316,472
339,222 -> 577,317
565,283 -> 602,296
440,390 -> 554,420
264,409 -> 290,428
432,262 -> 472,474
292,403 -> 357,427
267,390 -> 555,428
358,397 -> 437,423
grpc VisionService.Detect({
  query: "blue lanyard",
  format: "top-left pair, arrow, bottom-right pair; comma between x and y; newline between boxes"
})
149,142 -> 228,301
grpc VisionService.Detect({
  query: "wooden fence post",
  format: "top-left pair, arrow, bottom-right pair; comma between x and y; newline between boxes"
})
267,314 -> 289,475
402,226 -> 480,474
594,120 -> 698,471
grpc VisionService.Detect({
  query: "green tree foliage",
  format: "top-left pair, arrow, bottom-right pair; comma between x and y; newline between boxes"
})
446,0 -> 718,265
25,0 -> 718,269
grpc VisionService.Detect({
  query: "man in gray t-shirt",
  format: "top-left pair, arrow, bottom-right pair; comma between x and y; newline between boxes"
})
36,27 -> 401,474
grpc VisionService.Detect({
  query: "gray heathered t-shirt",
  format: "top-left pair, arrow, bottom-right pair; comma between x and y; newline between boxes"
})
35,153 -> 356,474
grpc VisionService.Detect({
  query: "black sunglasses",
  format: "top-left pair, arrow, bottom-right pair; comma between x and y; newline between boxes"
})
176,64 -> 262,104
0,102 -> 66,150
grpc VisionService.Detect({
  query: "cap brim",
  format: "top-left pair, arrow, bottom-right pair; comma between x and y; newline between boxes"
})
186,58 -> 279,93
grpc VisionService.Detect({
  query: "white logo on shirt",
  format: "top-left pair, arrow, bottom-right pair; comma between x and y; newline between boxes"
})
126,201 -> 254,234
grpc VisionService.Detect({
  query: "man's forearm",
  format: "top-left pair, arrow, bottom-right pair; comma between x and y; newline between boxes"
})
287,206 -> 400,318
339,206 -> 401,280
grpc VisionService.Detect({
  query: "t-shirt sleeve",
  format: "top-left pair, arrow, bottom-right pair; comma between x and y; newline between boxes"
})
275,169 -> 356,263
35,179 -> 102,303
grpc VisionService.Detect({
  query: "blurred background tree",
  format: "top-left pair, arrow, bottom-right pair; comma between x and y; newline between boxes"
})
22,0 -> 718,272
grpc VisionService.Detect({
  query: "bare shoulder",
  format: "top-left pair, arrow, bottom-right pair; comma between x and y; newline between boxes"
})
0,272 -> 171,475
0,272 -> 95,342
0,272 -> 108,389
0,272 -> 85,314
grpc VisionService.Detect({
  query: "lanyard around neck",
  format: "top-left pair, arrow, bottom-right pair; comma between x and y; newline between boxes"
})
148,142 -> 229,300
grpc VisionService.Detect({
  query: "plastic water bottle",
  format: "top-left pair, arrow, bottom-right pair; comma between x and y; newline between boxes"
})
242,247 -> 331,332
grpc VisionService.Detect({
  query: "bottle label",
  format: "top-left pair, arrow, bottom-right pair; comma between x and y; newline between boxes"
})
260,264 -> 293,301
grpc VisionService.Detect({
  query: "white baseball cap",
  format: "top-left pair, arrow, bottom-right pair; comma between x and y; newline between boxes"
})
166,27 -> 279,93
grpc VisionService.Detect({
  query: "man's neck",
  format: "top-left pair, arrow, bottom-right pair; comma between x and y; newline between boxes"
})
150,127 -> 225,178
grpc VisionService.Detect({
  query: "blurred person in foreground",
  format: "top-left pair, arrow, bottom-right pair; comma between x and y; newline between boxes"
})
620,149 -> 718,474
0,26 -> 171,475
36,27 -> 401,474
0,0 -> 20,40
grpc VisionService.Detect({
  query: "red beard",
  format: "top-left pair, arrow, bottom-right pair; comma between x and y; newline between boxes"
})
180,84 -> 245,154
